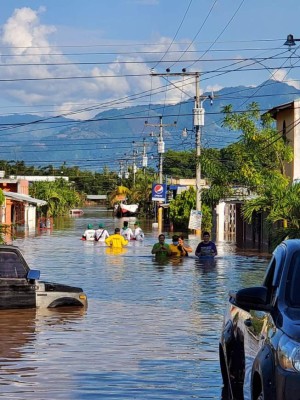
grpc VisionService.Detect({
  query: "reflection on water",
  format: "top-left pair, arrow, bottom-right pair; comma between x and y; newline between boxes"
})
1,208 -> 269,399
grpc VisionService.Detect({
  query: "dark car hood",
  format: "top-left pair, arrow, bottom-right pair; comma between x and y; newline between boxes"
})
281,308 -> 300,341
42,281 -> 83,293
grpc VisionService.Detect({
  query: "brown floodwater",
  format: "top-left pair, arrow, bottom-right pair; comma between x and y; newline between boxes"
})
1,207 -> 269,399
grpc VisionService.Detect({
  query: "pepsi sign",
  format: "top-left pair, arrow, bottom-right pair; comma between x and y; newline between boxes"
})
152,183 -> 167,201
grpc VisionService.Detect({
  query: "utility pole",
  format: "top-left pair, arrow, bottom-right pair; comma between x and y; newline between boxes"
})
118,161 -> 124,183
194,73 -> 202,215
151,69 -> 202,235
145,116 -> 176,185
142,138 -> 148,173
132,149 -> 138,186
145,115 -> 176,232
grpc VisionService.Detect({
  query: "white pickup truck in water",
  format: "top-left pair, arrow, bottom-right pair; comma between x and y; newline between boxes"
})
0,245 -> 87,309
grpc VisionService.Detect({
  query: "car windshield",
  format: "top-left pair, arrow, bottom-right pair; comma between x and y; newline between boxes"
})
0,251 -> 28,278
286,250 -> 300,307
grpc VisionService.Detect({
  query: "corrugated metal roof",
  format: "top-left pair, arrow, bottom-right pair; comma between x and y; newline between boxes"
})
3,191 -> 47,206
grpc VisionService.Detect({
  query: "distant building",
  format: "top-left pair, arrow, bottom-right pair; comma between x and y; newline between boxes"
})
8,175 -> 69,182
85,194 -> 107,206
0,174 -> 47,230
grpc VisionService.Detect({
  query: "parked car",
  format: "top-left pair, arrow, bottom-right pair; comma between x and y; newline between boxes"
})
219,239 -> 300,400
0,245 -> 87,309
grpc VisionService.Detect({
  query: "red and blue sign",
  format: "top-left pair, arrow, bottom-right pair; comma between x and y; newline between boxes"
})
152,183 -> 167,201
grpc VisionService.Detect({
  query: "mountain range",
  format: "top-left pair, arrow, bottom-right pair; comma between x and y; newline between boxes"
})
1,79 -> 300,172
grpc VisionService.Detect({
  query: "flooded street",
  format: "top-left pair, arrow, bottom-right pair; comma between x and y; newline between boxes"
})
1,208 -> 269,399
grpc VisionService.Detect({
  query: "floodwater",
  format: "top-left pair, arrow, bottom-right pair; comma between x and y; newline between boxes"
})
1,207 -> 270,399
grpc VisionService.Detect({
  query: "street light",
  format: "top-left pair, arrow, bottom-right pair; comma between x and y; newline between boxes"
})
284,34 -> 300,47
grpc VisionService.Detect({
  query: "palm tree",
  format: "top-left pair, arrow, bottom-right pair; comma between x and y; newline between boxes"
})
108,185 -> 131,208
130,172 -> 154,215
242,181 -> 300,248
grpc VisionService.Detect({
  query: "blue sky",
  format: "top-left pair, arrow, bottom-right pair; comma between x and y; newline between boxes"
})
1,0 -> 300,119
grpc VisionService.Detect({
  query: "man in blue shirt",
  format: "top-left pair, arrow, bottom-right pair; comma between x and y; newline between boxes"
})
195,231 -> 217,257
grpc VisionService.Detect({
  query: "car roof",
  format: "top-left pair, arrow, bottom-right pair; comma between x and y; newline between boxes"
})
281,239 -> 300,252
0,245 -> 22,252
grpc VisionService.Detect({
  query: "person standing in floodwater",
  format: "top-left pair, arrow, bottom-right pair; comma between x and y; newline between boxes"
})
195,231 -> 217,256
105,228 -> 129,248
151,234 -> 171,257
120,221 -> 133,241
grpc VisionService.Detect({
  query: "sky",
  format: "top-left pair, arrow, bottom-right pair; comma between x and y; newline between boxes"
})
1,0 -> 300,120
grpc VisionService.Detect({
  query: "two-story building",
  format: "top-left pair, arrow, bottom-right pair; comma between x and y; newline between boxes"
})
0,173 -> 47,230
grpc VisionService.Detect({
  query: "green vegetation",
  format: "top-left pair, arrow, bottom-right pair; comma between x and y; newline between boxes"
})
202,102 -> 296,247
29,179 -> 82,217
169,187 -> 212,232
163,150 -> 196,178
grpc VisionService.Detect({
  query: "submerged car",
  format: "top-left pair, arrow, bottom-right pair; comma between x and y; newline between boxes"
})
0,245 -> 87,309
219,239 -> 300,400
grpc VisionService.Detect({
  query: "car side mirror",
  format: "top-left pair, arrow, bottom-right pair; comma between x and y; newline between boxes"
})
230,286 -> 272,312
27,269 -> 40,281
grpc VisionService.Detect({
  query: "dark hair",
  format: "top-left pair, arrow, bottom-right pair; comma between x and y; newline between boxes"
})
172,235 -> 179,242
203,231 -> 210,237
115,227 -> 120,233
123,221 -> 128,227
158,234 -> 165,239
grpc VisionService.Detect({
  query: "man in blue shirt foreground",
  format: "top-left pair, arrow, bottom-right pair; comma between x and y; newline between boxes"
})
195,231 -> 217,257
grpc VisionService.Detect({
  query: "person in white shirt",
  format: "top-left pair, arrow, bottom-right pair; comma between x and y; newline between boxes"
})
82,224 -> 95,241
120,221 -> 133,241
133,221 -> 144,241
94,223 -> 110,242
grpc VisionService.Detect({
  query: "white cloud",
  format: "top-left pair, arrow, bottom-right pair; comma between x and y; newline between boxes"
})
2,7 -> 55,54
272,69 -> 300,90
0,7 -> 165,119
0,7 -> 202,119
205,84 -> 223,94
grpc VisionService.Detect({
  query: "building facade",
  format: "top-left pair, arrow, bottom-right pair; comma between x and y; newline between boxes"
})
0,175 -> 46,230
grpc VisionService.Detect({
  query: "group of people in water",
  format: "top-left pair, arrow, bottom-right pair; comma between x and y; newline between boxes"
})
82,220 -> 144,248
151,231 -> 217,259
82,222 -> 217,258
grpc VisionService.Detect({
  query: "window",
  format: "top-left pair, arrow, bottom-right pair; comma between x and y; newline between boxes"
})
286,251 -> 300,307
0,252 -> 27,278
282,120 -> 287,143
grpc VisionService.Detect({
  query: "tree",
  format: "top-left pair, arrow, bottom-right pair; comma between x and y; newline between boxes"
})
218,102 -> 295,247
163,150 -> 196,178
242,181 -> 300,248
128,170 -> 155,215
108,185 -> 131,208
221,103 -> 293,192
169,187 -> 212,231
30,179 -> 82,217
